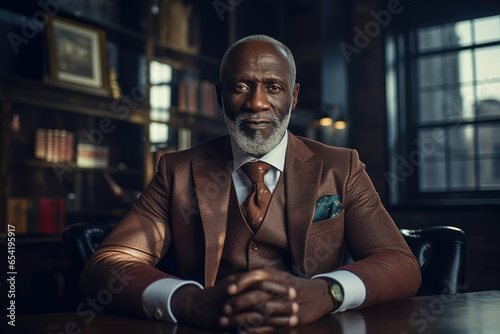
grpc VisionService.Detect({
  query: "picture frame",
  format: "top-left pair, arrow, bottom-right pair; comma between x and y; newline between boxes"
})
46,16 -> 109,95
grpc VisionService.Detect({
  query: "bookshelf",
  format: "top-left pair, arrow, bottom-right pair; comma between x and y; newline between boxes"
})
1,75 -> 148,234
1,0 -> 230,235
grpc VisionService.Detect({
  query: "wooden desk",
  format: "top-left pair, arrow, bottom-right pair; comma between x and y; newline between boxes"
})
4,291 -> 500,334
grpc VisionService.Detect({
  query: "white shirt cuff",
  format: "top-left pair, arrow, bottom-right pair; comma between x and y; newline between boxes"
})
142,278 -> 204,323
312,270 -> 366,313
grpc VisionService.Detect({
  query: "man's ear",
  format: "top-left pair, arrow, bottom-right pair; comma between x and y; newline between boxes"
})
291,83 -> 300,110
215,81 -> 223,109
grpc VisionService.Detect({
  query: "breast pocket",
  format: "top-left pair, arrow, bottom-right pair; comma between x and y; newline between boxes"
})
308,210 -> 344,237
305,213 -> 345,274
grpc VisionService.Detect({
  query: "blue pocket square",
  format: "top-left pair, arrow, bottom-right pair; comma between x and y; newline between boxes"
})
312,195 -> 344,222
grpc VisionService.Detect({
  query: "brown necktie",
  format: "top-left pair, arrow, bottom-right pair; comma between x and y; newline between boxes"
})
240,162 -> 272,232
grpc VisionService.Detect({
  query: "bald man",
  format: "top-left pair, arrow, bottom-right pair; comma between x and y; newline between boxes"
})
81,35 -> 421,333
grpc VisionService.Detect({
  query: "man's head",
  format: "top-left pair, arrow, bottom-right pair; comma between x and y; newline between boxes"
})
216,35 -> 300,157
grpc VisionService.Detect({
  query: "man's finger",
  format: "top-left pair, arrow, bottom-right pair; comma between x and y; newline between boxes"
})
258,300 -> 299,316
253,280 -> 294,299
228,270 -> 271,294
228,268 -> 287,295
224,290 -> 271,314
224,288 -> 298,315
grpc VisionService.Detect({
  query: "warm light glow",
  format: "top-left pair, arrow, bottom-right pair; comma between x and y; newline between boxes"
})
334,120 -> 347,129
319,117 -> 333,127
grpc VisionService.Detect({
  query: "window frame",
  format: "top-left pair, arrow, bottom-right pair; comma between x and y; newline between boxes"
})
386,15 -> 500,207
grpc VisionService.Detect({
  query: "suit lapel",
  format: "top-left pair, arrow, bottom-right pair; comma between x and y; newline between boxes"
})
284,133 -> 323,277
192,137 -> 233,287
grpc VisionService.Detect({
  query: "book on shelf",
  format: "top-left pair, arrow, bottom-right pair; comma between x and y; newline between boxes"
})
76,143 -> 109,168
34,128 -> 46,159
66,132 -> 74,161
34,128 -> 75,163
200,80 -> 219,118
186,81 -> 198,114
53,129 -> 60,163
6,198 -> 29,233
177,80 -> 220,118
7,197 -> 65,234
39,198 -> 65,234
178,80 -> 187,112
46,129 -> 54,162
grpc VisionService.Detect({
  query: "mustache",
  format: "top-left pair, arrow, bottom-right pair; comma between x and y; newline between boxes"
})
234,112 -> 282,126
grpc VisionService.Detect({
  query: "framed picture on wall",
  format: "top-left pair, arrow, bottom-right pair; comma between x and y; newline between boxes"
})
46,16 -> 109,95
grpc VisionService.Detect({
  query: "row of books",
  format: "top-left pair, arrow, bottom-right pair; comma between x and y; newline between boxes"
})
76,143 -> 110,168
35,129 -> 75,163
177,80 -> 220,118
34,129 -> 110,168
6,197 -> 66,234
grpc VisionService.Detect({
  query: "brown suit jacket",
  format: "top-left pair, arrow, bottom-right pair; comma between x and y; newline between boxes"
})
81,132 -> 421,316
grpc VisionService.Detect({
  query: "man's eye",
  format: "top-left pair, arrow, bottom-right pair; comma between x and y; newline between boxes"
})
234,84 -> 249,91
269,85 -> 282,92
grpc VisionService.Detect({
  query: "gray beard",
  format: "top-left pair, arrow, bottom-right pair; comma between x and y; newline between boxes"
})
223,110 -> 291,157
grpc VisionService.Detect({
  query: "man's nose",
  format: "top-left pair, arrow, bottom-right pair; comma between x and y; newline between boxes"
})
244,86 -> 270,112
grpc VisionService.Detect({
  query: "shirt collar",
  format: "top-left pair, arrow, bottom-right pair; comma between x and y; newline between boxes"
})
231,131 -> 288,173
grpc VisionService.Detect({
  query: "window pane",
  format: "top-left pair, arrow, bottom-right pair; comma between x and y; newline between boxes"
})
443,52 -> 462,84
443,85 -> 475,121
479,158 -> 500,190
442,25 -> 460,48
150,85 -> 171,110
475,46 -> 500,81
449,125 -> 475,156
149,122 -> 169,144
418,128 -> 446,159
420,161 -> 446,192
150,61 -> 172,84
419,90 -> 444,123
453,20 -> 473,47
150,108 -> 170,122
417,26 -> 442,52
419,86 -> 475,124
476,83 -> 500,119
478,123 -> 500,154
473,15 -> 500,44
450,159 -> 476,190
457,50 -> 473,83
150,85 -> 171,122
418,55 -> 443,87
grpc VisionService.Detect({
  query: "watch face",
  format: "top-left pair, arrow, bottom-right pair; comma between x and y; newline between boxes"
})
333,284 -> 344,302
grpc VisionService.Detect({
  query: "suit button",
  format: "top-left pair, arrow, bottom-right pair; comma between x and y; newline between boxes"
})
153,308 -> 163,320
252,244 -> 259,251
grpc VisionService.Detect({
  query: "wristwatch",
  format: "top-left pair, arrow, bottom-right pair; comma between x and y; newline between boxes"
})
325,279 -> 344,309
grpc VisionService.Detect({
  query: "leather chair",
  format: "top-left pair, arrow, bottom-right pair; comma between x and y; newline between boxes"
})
62,223 -> 115,277
399,226 -> 467,296
343,226 -> 467,296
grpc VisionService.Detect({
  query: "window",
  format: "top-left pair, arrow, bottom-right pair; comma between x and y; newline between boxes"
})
149,60 -> 171,151
387,15 -> 500,205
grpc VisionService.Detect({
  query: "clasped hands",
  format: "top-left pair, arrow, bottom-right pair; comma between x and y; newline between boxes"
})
171,266 -> 334,333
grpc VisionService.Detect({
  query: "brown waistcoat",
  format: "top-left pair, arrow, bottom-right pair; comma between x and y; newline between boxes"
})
216,175 -> 292,281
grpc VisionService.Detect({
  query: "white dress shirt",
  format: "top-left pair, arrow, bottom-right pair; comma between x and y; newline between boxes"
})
142,132 -> 366,322
231,131 -> 288,203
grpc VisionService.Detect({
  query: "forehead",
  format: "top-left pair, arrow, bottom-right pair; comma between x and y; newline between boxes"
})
222,41 -> 292,81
